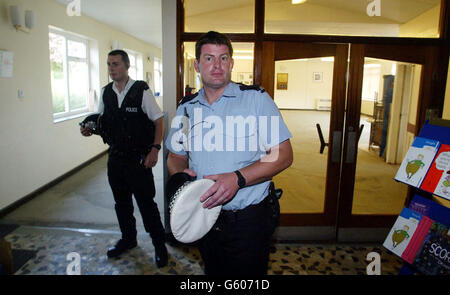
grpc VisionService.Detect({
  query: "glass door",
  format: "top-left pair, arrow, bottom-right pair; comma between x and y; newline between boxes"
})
337,43 -> 439,237
262,42 -> 348,231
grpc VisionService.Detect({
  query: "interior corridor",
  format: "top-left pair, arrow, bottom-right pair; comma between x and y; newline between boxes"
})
0,116 -> 405,275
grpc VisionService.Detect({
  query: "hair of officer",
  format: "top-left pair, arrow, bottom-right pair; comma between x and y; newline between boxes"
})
195,31 -> 233,61
108,50 -> 130,69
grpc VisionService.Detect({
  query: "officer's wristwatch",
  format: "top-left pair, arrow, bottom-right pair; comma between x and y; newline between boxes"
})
150,144 -> 161,151
234,170 -> 246,188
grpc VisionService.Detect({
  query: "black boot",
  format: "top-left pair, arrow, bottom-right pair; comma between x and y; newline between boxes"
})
107,239 -> 137,258
154,243 -> 168,268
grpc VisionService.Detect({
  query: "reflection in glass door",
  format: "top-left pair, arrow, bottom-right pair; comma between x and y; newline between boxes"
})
337,43 -> 437,235
352,58 -> 422,215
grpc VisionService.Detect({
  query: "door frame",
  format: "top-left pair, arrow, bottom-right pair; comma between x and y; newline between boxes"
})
175,0 -> 450,240
262,41 -> 348,227
337,43 -> 443,229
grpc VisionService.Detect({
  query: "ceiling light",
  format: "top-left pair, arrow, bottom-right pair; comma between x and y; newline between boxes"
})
292,0 -> 307,4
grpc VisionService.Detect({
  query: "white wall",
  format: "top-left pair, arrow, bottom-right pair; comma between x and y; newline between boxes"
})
274,59 -> 333,110
231,58 -> 253,85
233,59 -> 253,74
0,0 -> 161,210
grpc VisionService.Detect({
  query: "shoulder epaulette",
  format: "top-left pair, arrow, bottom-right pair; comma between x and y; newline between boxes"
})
134,80 -> 150,90
179,92 -> 199,105
238,83 -> 266,93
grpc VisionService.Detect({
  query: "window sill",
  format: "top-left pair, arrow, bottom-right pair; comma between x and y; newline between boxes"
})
53,111 -> 95,124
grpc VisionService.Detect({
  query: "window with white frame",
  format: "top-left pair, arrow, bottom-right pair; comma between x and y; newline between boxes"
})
154,58 -> 162,96
49,28 -> 92,120
124,49 -> 143,81
362,64 -> 381,101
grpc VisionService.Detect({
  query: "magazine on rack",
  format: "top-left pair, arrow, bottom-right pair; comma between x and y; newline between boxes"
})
383,208 -> 423,258
420,144 -> 450,201
412,221 -> 450,275
394,137 -> 440,187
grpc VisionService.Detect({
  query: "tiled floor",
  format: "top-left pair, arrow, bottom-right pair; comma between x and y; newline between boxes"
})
3,225 -> 404,275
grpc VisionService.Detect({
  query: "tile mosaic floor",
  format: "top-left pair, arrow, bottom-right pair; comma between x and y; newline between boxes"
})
3,225 -> 404,275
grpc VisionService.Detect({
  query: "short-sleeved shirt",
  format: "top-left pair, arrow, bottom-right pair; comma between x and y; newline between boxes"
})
166,82 -> 292,211
98,78 -> 163,122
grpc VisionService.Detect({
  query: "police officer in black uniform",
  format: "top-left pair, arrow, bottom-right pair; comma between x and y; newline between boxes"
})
81,50 -> 167,268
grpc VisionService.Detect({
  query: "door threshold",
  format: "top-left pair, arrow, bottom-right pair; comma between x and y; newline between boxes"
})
337,227 -> 390,243
273,226 -> 335,242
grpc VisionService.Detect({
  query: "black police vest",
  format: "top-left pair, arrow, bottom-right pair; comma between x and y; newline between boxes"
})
101,81 -> 155,154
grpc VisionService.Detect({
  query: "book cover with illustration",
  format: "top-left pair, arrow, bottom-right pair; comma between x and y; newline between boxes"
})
420,144 -> 450,201
394,137 -> 440,187
383,208 -> 422,258
412,222 -> 450,275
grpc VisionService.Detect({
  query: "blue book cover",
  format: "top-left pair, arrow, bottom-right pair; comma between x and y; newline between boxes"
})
395,137 -> 440,188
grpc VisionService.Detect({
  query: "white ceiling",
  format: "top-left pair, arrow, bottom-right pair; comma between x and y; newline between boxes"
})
55,0 -> 162,48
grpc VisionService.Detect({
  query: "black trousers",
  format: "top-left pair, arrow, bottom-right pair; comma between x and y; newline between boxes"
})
198,193 -> 280,275
107,153 -> 165,246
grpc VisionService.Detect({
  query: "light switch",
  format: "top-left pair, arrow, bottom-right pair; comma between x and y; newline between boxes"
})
18,89 -> 24,99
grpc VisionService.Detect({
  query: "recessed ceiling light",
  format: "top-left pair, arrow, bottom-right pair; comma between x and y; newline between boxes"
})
292,0 -> 307,4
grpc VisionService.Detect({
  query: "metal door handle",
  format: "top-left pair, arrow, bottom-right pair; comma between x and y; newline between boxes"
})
331,131 -> 342,163
345,128 -> 357,164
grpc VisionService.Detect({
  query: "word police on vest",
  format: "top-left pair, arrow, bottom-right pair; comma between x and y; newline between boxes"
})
125,107 -> 138,113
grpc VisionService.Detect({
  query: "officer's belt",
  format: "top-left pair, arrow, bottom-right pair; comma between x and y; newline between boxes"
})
218,193 -> 274,223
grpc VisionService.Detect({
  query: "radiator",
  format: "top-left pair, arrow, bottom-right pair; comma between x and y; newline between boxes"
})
316,98 -> 331,110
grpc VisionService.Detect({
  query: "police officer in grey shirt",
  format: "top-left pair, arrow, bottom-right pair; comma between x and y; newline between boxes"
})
166,31 -> 293,275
